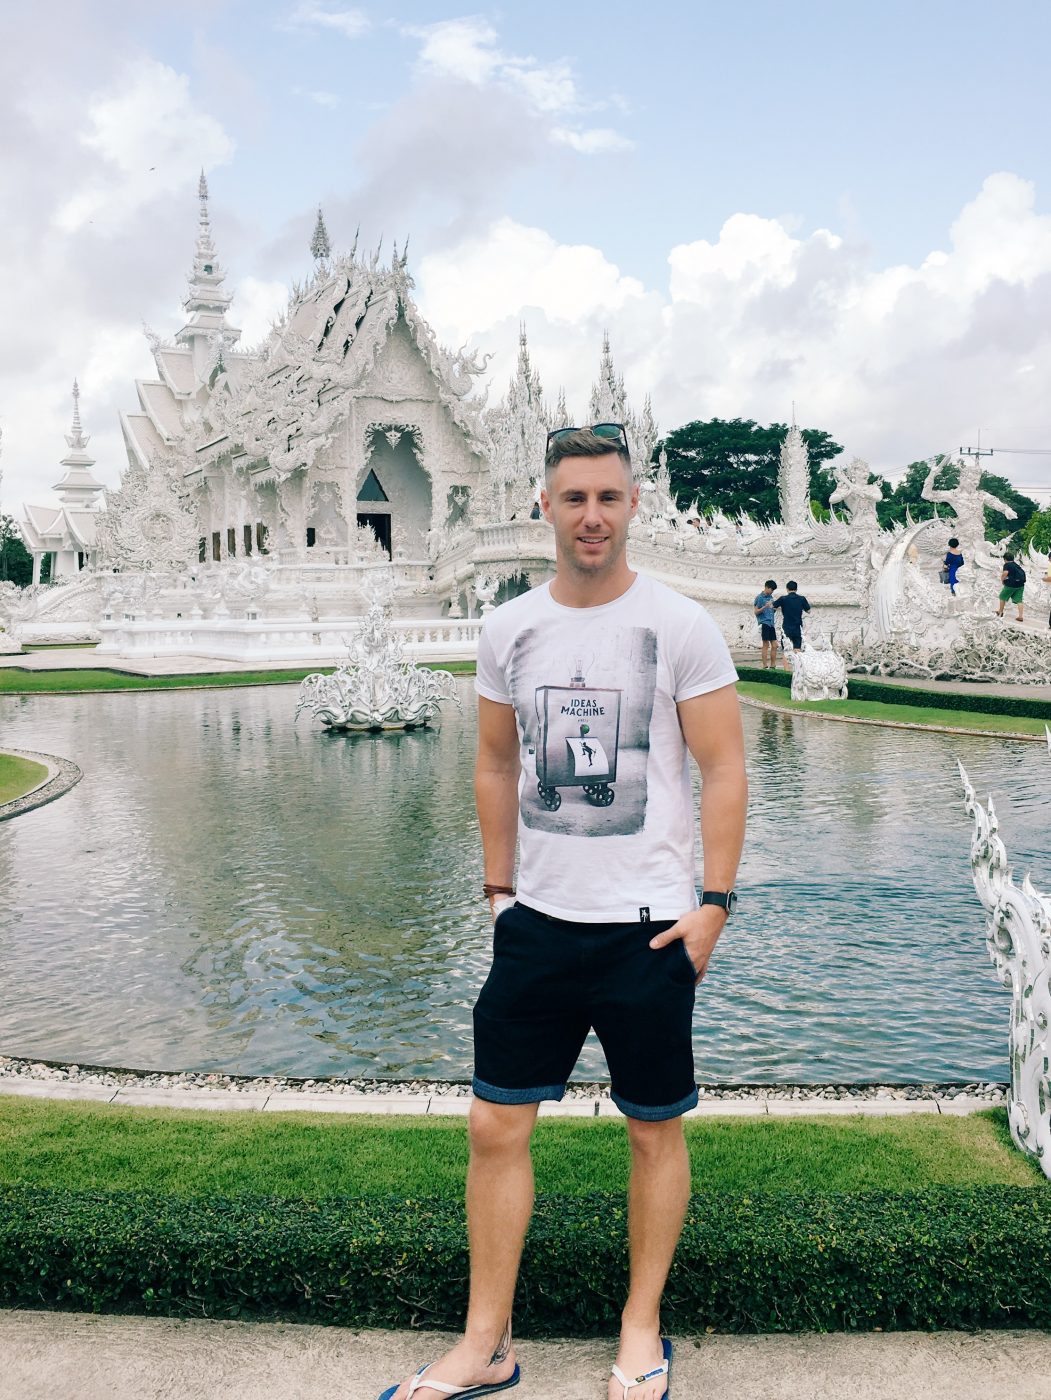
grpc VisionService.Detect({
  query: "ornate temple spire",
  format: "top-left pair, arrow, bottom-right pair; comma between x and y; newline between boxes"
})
176,171 -> 240,382
67,377 -> 88,452
778,423 -> 812,532
588,331 -> 626,425
310,205 -> 332,262
52,379 -> 104,507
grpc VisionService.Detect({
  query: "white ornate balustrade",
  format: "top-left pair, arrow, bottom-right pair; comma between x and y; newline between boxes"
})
959,761 -> 1051,1180
96,614 -> 482,663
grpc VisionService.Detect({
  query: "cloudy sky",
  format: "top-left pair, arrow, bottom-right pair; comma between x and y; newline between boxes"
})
4,0 -> 1051,511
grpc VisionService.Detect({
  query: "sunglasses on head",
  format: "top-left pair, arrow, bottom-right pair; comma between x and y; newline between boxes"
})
545,422 -> 629,452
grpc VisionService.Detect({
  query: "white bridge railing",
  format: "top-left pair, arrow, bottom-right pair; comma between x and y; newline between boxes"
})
959,760 -> 1051,1180
96,615 -> 483,663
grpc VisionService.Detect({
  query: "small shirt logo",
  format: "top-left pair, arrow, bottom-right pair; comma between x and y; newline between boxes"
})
639,907 -> 650,923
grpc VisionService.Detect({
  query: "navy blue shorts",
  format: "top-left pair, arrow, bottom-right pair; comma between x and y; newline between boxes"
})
783,628 -> 803,650
472,902 -> 699,1121
760,623 -> 777,642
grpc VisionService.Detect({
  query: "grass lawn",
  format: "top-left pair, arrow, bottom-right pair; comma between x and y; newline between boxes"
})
736,679 -> 1050,737
0,752 -> 49,803
0,1097 -> 1042,1198
0,661 -> 477,695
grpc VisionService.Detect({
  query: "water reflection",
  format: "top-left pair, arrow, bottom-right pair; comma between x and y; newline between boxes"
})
0,680 -> 1045,1081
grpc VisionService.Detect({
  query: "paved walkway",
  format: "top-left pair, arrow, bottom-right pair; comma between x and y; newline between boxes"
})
0,1078 -> 1000,1118
2,1311 -> 1050,1400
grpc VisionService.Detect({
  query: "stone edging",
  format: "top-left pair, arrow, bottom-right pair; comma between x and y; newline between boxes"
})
0,748 -> 83,822
0,1055 -> 1007,1119
737,693 -> 1047,743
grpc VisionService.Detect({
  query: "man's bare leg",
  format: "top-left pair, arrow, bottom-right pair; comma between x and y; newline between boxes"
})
388,1099 -> 537,1400
609,1116 -> 691,1400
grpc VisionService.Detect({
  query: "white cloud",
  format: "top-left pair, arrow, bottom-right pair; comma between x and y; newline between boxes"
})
54,59 -> 234,235
416,217 -> 646,347
292,87 -> 341,109
409,17 -> 502,85
414,179 -> 1051,490
235,277 -> 292,347
550,126 -> 634,155
402,18 -> 623,154
283,3 -> 369,40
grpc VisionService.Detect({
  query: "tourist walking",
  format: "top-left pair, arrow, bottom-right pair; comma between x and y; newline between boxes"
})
773,581 -> 811,659
942,537 -> 964,596
379,425 -> 747,1400
753,579 -> 778,669
996,553 -> 1026,622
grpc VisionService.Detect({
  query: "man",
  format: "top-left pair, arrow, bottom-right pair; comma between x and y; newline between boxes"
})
753,579 -> 778,669
996,552 -> 1026,622
773,581 -> 811,662
380,426 -> 747,1400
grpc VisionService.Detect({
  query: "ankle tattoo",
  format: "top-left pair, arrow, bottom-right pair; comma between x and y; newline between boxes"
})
489,1321 -> 511,1365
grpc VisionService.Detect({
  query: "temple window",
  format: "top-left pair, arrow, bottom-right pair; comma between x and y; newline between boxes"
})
198,538 -> 207,563
227,527 -> 236,556
256,522 -> 268,554
243,524 -> 253,555
211,531 -> 221,562
306,527 -> 316,548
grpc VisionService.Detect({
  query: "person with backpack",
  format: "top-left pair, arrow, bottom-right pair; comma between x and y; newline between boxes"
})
996,553 -> 1027,622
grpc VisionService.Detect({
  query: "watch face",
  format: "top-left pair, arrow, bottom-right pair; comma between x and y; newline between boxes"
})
726,890 -> 738,916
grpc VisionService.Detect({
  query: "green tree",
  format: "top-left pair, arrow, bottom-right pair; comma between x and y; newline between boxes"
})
1019,506 -> 1051,556
0,514 -> 33,587
658,418 -> 843,522
878,457 -> 1039,541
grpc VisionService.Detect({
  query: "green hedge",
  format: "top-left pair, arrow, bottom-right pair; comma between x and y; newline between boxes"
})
735,664 -> 1051,721
3,1185 -> 1050,1333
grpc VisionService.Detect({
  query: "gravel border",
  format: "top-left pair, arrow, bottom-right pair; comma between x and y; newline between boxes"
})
0,1054 -> 1008,1107
0,749 -> 83,822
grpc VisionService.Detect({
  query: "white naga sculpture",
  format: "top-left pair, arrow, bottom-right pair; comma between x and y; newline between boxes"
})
787,638 -> 849,702
295,579 -> 457,732
959,761 -> 1051,1181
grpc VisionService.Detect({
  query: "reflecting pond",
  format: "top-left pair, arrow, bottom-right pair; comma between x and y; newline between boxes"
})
0,678 -> 1045,1082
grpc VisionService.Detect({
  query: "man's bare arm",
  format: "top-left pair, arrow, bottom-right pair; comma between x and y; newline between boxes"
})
475,696 -> 521,916
648,684 -> 748,979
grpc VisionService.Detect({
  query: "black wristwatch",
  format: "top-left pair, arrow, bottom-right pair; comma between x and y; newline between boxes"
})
700,890 -> 737,918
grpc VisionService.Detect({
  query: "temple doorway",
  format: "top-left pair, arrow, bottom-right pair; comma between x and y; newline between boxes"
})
357,511 -> 392,557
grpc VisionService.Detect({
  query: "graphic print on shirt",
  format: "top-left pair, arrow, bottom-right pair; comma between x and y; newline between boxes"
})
508,623 -> 657,836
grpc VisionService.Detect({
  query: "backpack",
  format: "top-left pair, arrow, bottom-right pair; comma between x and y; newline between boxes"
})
1005,561 -> 1026,586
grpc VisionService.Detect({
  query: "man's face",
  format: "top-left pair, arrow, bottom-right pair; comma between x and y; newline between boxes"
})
540,453 -> 638,578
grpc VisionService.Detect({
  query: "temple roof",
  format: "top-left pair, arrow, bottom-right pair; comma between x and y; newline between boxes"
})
22,502 -> 97,551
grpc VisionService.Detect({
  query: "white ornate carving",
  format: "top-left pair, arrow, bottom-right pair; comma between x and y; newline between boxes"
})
294,591 -> 458,731
959,762 -> 1051,1181
778,424 -> 814,536
788,637 -> 849,701
95,448 -> 200,571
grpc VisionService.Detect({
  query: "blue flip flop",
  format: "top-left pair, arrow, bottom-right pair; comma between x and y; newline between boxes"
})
610,1336 -> 672,1398
377,1360 -> 521,1399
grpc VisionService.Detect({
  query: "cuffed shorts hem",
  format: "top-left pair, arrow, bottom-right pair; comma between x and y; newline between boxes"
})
472,1075 -> 567,1106
611,1085 -> 699,1121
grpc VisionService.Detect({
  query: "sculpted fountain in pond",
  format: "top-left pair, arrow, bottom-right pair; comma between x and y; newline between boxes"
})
295,578 -> 458,732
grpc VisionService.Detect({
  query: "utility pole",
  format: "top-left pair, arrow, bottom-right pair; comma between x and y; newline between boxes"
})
958,429 -> 994,469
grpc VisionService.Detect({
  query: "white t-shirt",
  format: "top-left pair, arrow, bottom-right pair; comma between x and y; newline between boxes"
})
475,573 -> 737,921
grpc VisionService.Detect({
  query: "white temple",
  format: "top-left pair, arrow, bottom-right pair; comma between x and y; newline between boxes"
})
8,177 -> 1051,683
21,380 -> 105,583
